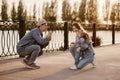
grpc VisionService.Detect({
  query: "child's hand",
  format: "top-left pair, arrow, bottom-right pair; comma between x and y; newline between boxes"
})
76,47 -> 81,53
70,42 -> 76,47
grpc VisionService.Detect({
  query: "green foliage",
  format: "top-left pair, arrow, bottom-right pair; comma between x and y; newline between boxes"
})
17,0 -> 26,21
79,0 -> 86,22
42,0 -> 57,22
47,22 -> 64,30
59,46 -> 64,51
62,0 -> 72,21
1,0 -> 8,21
103,0 -> 110,21
11,3 -> 17,22
33,4 -> 36,21
92,36 -> 101,47
86,0 -> 98,23
110,3 -> 120,23
110,11 -> 116,23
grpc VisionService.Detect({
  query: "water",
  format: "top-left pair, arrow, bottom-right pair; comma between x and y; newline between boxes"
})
0,30 -> 120,55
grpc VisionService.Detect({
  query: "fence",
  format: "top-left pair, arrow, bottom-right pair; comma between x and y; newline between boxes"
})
0,21 -> 120,58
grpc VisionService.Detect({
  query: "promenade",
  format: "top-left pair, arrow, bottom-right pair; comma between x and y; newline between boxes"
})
0,44 -> 120,80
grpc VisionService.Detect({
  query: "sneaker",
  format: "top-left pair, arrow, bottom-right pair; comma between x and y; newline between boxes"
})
91,57 -> 96,68
22,58 -> 29,66
27,63 -> 40,69
69,64 -> 77,70
22,59 -> 40,69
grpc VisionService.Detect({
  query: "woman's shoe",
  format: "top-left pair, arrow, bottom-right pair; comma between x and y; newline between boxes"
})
69,64 -> 77,70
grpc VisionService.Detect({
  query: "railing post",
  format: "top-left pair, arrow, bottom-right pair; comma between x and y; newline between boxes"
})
19,20 -> 26,40
64,22 -> 69,51
93,23 -> 96,47
112,23 -> 115,44
19,20 -> 26,57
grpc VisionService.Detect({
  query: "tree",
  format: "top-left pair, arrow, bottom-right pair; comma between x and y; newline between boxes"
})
24,9 -> 27,21
71,10 -> 78,22
116,2 -> 120,22
42,0 -> 57,22
17,0 -> 25,21
110,4 -> 117,23
62,0 -> 72,21
103,0 -> 110,22
11,3 -> 17,22
71,1 -> 79,22
33,4 -> 36,21
42,2 -> 49,21
86,0 -> 98,23
1,0 -> 8,21
78,0 -> 87,23
17,0 -> 26,40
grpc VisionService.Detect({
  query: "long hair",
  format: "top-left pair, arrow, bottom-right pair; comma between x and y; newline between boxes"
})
72,22 -> 92,43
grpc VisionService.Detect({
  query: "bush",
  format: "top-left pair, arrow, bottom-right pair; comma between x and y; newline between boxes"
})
91,36 -> 102,47
59,46 -> 64,51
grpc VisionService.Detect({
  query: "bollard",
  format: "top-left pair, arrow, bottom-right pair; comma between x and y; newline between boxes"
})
92,23 -> 96,47
19,20 -> 26,57
112,23 -> 115,44
19,20 -> 26,40
64,22 -> 69,51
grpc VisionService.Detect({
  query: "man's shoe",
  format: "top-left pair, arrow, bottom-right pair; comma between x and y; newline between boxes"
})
22,59 -> 40,69
22,58 -> 29,66
27,63 -> 40,69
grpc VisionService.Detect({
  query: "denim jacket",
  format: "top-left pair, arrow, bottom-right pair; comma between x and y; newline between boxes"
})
76,37 -> 94,57
17,28 -> 49,50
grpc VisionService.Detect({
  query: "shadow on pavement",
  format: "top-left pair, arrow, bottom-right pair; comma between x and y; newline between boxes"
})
0,67 -> 32,76
35,67 -> 94,80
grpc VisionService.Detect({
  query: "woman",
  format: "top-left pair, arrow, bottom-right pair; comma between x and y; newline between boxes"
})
69,22 -> 96,70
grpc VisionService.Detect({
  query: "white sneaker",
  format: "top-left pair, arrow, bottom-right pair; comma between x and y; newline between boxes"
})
91,57 -> 96,68
69,64 -> 77,70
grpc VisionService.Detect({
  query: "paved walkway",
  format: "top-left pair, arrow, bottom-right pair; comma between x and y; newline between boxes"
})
0,44 -> 120,80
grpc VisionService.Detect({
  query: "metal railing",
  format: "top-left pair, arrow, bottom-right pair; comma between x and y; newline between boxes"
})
0,21 -> 120,58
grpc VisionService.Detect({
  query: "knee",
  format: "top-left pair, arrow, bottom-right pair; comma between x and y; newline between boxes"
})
35,45 -> 41,53
75,55 -> 79,60
38,50 -> 43,56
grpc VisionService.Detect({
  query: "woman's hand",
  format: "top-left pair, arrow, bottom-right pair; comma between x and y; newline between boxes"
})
76,47 -> 81,53
70,42 -> 76,47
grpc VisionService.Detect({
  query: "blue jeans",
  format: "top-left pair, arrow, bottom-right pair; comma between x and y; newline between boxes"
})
17,45 -> 41,64
77,50 -> 94,69
69,46 -> 83,65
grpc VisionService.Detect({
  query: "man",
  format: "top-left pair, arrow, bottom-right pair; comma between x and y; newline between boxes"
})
16,19 -> 52,69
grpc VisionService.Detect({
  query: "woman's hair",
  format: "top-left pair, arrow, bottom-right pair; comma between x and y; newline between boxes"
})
72,22 -> 86,32
72,22 -> 92,43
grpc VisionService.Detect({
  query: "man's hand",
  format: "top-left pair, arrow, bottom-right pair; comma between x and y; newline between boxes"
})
48,31 -> 52,41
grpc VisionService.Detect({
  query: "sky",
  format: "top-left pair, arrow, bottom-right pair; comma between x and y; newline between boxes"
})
0,0 -> 118,21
